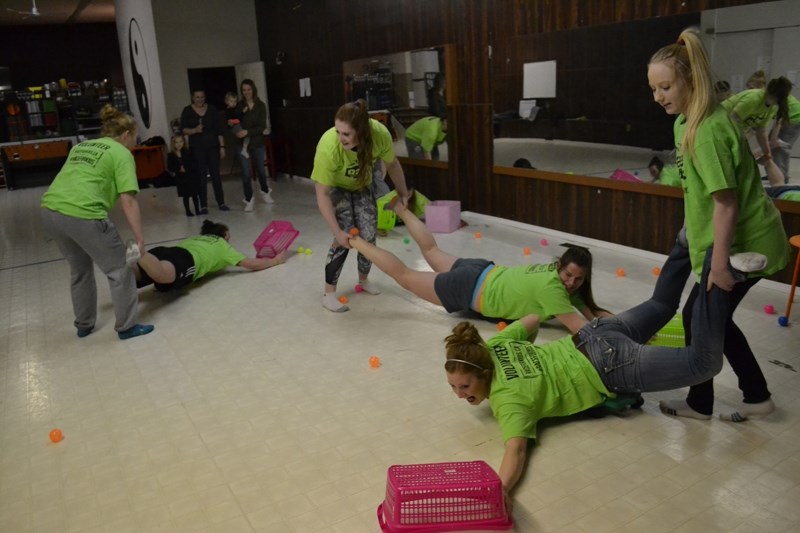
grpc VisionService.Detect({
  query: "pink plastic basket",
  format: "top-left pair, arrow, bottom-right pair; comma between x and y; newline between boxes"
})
377,461 -> 512,533
610,168 -> 644,183
253,220 -> 299,258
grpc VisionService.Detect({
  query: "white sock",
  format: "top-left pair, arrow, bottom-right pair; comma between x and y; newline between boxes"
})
358,279 -> 381,295
730,252 -> 768,273
322,292 -> 348,312
659,399 -> 711,420
719,398 -> 774,422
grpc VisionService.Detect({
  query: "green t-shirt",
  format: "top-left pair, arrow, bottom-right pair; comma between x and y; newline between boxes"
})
786,95 -> 800,126
487,321 -> 613,441
176,235 -> 246,281
658,164 -> 681,187
481,263 -> 585,321
405,116 -> 446,152
674,106 -> 790,279
41,138 -> 139,219
310,118 -> 395,192
721,89 -> 777,129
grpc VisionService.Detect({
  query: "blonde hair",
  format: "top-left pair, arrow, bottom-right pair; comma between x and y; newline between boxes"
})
99,104 -> 137,139
335,99 -> 373,187
169,134 -> 185,155
444,322 -> 494,380
649,29 -> 716,160
746,70 -> 766,90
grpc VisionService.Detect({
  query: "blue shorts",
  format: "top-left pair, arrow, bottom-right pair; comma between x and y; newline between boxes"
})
434,258 -> 493,313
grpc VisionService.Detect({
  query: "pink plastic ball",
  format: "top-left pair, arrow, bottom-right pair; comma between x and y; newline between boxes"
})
540,239 -> 548,246
763,304 -> 775,315
355,284 -> 364,293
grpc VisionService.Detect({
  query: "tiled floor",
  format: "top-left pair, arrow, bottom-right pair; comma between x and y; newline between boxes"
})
1,173 -> 799,532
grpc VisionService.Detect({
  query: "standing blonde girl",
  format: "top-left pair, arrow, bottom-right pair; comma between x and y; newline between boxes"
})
648,29 -> 789,422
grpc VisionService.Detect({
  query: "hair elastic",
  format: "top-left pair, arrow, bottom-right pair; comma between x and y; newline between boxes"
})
677,37 -> 685,46
445,358 -> 486,371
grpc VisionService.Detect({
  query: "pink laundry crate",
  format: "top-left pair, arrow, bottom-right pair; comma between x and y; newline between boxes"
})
425,200 -> 461,233
610,168 -> 644,183
377,460 -> 513,533
253,220 -> 299,258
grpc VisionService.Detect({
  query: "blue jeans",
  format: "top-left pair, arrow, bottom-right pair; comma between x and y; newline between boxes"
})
239,143 -> 269,201
574,248 -> 731,393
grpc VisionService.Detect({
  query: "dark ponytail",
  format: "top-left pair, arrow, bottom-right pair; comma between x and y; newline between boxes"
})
200,220 -> 229,238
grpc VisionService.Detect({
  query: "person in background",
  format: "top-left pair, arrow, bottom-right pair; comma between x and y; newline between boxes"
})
41,104 -> 155,340
132,220 -> 285,292
427,72 -> 447,119
714,80 -> 733,102
180,89 -> 229,213
769,86 -> 800,183
311,98 -> 411,312
721,76 -> 792,184
404,116 -> 447,161
745,69 -> 766,90
648,28 -> 789,422
647,155 -> 680,186
512,158 -> 536,169
167,134 -> 201,217
235,79 -> 274,212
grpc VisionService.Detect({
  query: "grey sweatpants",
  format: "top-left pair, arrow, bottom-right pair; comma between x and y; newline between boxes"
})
41,209 -> 138,332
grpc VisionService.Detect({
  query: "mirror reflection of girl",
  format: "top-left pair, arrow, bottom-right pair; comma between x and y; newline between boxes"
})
768,81 -> 800,183
311,98 -> 411,312
721,76 -> 792,184
647,28 -> 789,422
348,201 -> 610,333
167,134 -> 200,217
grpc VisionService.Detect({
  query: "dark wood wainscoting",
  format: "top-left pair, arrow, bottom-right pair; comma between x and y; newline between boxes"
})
403,160 -> 798,285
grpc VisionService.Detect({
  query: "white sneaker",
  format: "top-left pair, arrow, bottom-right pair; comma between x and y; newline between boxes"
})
730,252 -> 768,273
125,240 -> 140,265
241,148 -> 250,159
260,190 -> 275,204
243,198 -> 254,212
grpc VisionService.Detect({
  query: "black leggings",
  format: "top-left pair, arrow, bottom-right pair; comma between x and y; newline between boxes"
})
324,187 -> 378,286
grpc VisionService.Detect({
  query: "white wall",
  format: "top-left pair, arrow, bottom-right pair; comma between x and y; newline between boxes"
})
151,0 -> 261,125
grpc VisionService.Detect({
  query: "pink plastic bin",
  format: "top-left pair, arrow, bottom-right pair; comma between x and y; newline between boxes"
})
610,168 -> 644,183
425,201 -> 461,233
253,220 -> 299,258
377,460 -> 512,533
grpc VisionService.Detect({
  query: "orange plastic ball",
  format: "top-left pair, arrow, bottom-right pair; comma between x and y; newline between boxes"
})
49,429 -> 63,443
652,267 -> 661,276
616,268 -> 625,277
338,295 -> 348,304
497,321 -> 507,331
523,247 -> 531,255
474,232 -> 482,239
369,356 -> 381,368
349,228 -> 359,236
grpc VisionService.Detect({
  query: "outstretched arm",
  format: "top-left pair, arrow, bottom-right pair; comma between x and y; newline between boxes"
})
314,182 -> 351,248
554,312 -> 588,334
238,251 -> 286,271
517,314 -> 541,342
385,157 -> 411,203
499,437 -> 529,514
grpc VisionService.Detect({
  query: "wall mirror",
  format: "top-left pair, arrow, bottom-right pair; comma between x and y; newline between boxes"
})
343,45 -> 450,162
492,0 -> 800,189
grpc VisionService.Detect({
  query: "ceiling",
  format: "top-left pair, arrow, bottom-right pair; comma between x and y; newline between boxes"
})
0,0 -> 115,26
